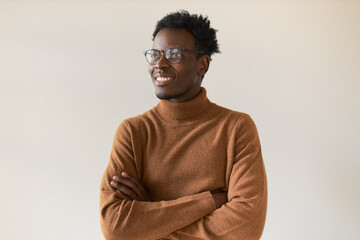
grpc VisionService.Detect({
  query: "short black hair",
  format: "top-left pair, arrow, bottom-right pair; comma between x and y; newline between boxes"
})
152,10 -> 220,57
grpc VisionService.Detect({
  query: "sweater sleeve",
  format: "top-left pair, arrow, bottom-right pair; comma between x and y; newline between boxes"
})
165,115 -> 268,240
100,121 -> 217,240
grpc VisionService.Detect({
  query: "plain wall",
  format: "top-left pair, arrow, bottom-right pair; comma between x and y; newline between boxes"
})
1,0 -> 359,239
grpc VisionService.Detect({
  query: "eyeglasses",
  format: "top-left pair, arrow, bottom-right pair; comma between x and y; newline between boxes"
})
144,48 -> 205,65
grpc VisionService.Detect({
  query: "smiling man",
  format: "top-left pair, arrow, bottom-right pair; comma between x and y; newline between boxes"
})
148,28 -> 208,102
100,11 -> 267,240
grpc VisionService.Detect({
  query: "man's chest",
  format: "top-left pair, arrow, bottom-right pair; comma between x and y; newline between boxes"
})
136,122 -> 236,200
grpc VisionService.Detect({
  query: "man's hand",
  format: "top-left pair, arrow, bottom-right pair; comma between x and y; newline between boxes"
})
111,172 -> 151,201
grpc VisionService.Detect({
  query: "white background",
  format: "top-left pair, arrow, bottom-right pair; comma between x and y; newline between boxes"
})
1,0 -> 359,239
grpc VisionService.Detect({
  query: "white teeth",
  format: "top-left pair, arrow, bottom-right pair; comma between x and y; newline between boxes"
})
156,77 -> 172,82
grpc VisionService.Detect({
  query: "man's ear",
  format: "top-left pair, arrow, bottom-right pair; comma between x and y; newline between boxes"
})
198,55 -> 210,78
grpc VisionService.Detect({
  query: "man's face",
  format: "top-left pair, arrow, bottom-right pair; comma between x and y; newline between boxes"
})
148,28 -> 209,103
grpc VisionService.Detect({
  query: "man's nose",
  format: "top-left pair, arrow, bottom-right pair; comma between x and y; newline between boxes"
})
155,54 -> 170,69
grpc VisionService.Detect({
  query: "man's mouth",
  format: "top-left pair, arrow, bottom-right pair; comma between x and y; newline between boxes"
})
154,75 -> 174,86
155,76 -> 173,82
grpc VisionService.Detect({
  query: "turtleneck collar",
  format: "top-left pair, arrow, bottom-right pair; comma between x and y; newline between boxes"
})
155,87 -> 211,121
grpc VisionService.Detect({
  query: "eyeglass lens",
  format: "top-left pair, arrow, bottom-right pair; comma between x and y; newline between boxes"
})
145,49 -> 182,64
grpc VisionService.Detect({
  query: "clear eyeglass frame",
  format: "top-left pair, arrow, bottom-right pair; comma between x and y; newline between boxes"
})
144,48 -> 205,65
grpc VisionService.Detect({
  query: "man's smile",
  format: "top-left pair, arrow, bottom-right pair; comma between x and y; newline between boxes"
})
153,73 -> 175,86
155,76 -> 173,82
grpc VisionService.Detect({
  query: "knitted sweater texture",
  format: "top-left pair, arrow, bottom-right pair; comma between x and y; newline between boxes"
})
100,88 -> 267,240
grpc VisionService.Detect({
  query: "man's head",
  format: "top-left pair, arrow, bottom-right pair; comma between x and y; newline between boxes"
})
146,10 -> 220,103
152,10 -> 220,57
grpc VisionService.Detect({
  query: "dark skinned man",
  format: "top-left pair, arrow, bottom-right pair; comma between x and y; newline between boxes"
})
100,11 -> 267,240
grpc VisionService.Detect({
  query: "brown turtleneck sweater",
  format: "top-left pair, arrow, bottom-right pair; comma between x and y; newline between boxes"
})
100,88 -> 267,240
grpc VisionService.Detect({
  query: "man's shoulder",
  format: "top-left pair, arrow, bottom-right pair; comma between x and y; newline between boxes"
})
119,106 -> 158,129
212,102 -> 250,122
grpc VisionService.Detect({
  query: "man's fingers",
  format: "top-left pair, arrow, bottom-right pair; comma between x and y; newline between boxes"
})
111,180 -> 137,200
121,172 -> 151,201
115,190 -> 131,201
112,175 -> 142,197
111,173 -> 151,201
121,172 -> 147,192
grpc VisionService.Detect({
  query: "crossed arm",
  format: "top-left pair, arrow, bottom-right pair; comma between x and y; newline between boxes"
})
110,172 -> 227,208
100,116 -> 267,240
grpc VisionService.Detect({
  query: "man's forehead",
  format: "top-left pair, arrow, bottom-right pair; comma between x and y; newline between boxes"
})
152,28 -> 196,50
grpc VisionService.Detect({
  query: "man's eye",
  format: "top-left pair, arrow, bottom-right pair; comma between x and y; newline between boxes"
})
170,51 -> 181,57
148,52 -> 158,58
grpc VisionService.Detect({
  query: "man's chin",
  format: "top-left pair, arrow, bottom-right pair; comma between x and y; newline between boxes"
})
155,89 -> 188,102
155,89 -> 175,100
155,92 -> 172,100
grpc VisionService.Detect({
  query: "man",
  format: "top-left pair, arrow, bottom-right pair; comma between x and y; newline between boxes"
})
100,10 -> 267,240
